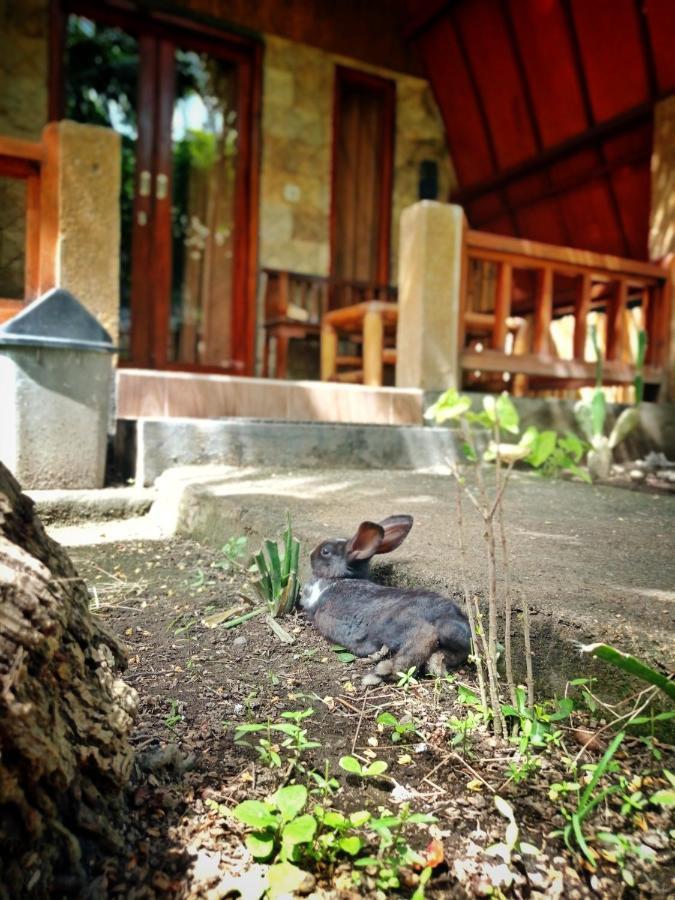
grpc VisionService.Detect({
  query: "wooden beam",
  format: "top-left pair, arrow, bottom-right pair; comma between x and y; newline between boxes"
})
403,0 -> 451,41
451,103 -> 652,206
461,348 -> 662,384
470,147 -> 651,229
466,229 -> 665,280
493,262 -> 512,350
605,279 -> 628,361
0,135 -> 44,165
24,171 -> 42,301
363,308 -> 384,386
533,267 -> 553,355
573,273 -> 592,360
320,322 -> 338,381
0,299 -> 23,324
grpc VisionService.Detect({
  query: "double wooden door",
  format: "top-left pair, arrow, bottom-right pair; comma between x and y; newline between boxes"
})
60,3 -> 259,372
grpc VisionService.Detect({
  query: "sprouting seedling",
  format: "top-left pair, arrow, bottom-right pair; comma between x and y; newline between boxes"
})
339,755 -> 388,779
376,711 -> 419,743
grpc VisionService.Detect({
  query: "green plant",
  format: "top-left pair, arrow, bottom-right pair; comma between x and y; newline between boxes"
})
519,427 -> 591,483
425,389 -> 536,733
396,666 -> 419,690
596,832 -> 656,887
229,790 -> 438,896
234,709 -> 320,769
164,698 -> 183,729
251,515 -> 301,617
339,756 -> 388,779
231,784 -> 317,863
650,768 -> 675,807
574,326 -> 647,480
331,644 -> 357,663
217,534 -> 249,572
353,804 -> 437,892
446,709 -> 485,755
376,711 -> 419,743
307,761 -> 340,800
558,730 -> 625,866
489,795 -> 539,862
501,686 -> 573,753
505,754 -> 541,785
580,643 -> 675,702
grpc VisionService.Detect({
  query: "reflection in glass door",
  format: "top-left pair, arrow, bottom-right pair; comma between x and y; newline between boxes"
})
168,51 -> 239,367
62,8 -> 257,373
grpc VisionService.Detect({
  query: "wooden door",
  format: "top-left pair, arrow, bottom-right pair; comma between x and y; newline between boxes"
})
330,67 -> 395,309
59,4 -> 260,373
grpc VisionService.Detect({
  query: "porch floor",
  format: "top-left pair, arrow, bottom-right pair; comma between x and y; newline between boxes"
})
117,369 -> 423,425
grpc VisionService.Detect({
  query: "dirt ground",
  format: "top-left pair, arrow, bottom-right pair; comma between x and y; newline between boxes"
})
63,530 -> 674,900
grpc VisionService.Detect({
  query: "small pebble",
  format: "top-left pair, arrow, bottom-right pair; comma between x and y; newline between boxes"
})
232,636 -> 247,648
630,469 -> 646,482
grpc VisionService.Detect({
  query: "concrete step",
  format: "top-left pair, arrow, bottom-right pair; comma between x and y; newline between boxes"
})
114,417 -> 465,486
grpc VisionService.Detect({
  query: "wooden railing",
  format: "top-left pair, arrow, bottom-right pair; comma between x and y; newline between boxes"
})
460,229 -> 672,391
0,134 -> 47,323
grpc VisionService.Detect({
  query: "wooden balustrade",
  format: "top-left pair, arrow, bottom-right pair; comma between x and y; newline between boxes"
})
461,228 -> 672,393
0,135 -> 47,321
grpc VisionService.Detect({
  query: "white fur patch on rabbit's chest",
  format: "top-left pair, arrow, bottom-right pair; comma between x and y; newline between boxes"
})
301,579 -> 333,610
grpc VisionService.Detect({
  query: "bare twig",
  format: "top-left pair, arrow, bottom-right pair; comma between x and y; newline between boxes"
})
454,483 -> 488,712
455,424 -> 506,737
351,694 -> 368,754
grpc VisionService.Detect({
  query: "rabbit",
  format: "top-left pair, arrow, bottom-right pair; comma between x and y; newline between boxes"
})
300,516 -> 470,684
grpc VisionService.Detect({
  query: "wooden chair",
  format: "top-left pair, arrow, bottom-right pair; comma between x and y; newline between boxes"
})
262,269 -> 328,379
320,300 -> 398,387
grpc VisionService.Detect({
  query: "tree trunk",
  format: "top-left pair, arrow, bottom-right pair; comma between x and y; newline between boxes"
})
0,462 -> 137,898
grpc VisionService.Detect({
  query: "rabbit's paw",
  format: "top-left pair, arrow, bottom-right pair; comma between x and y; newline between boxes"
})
374,658 -> 394,677
361,671 -> 382,687
426,650 -> 448,678
367,645 -> 390,663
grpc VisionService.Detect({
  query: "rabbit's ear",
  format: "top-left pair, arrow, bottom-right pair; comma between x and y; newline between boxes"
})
376,515 -> 413,553
345,522 -> 385,562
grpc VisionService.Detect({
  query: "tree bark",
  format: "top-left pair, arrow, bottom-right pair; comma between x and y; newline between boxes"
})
0,462 -> 137,898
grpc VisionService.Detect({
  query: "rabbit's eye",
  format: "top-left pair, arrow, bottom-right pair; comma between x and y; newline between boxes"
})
320,546 -> 331,557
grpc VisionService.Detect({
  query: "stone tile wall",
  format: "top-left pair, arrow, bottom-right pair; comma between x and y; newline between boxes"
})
0,0 -> 48,140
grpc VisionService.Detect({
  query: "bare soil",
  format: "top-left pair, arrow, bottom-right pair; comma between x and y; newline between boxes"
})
68,534 -> 673,900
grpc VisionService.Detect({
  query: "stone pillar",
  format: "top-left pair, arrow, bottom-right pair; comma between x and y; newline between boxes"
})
395,200 -> 465,391
649,96 -> 675,401
40,120 -> 121,344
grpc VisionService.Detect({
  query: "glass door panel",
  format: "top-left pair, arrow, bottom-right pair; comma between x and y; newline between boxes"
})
62,7 -> 256,372
167,50 -> 239,367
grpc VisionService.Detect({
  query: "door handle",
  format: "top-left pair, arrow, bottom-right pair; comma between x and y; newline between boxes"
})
156,173 -> 169,200
138,170 -> 152,197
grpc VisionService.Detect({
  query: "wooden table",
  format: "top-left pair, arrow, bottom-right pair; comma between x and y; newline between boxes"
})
320,301 -> 398,387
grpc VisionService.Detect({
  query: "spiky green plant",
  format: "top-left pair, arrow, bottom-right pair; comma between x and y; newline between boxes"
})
574,326 -> 647,480
252,515 -> 301,617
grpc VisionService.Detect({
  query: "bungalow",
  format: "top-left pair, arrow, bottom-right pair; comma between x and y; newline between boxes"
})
0,0 -> 673,417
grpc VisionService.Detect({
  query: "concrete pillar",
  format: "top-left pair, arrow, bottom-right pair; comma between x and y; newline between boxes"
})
395,200 -> 465,391
649,96 -> 675,401
40,120 -> 121,343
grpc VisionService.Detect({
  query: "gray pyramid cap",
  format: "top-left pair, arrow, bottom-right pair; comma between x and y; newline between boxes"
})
0,288 -> 116,352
